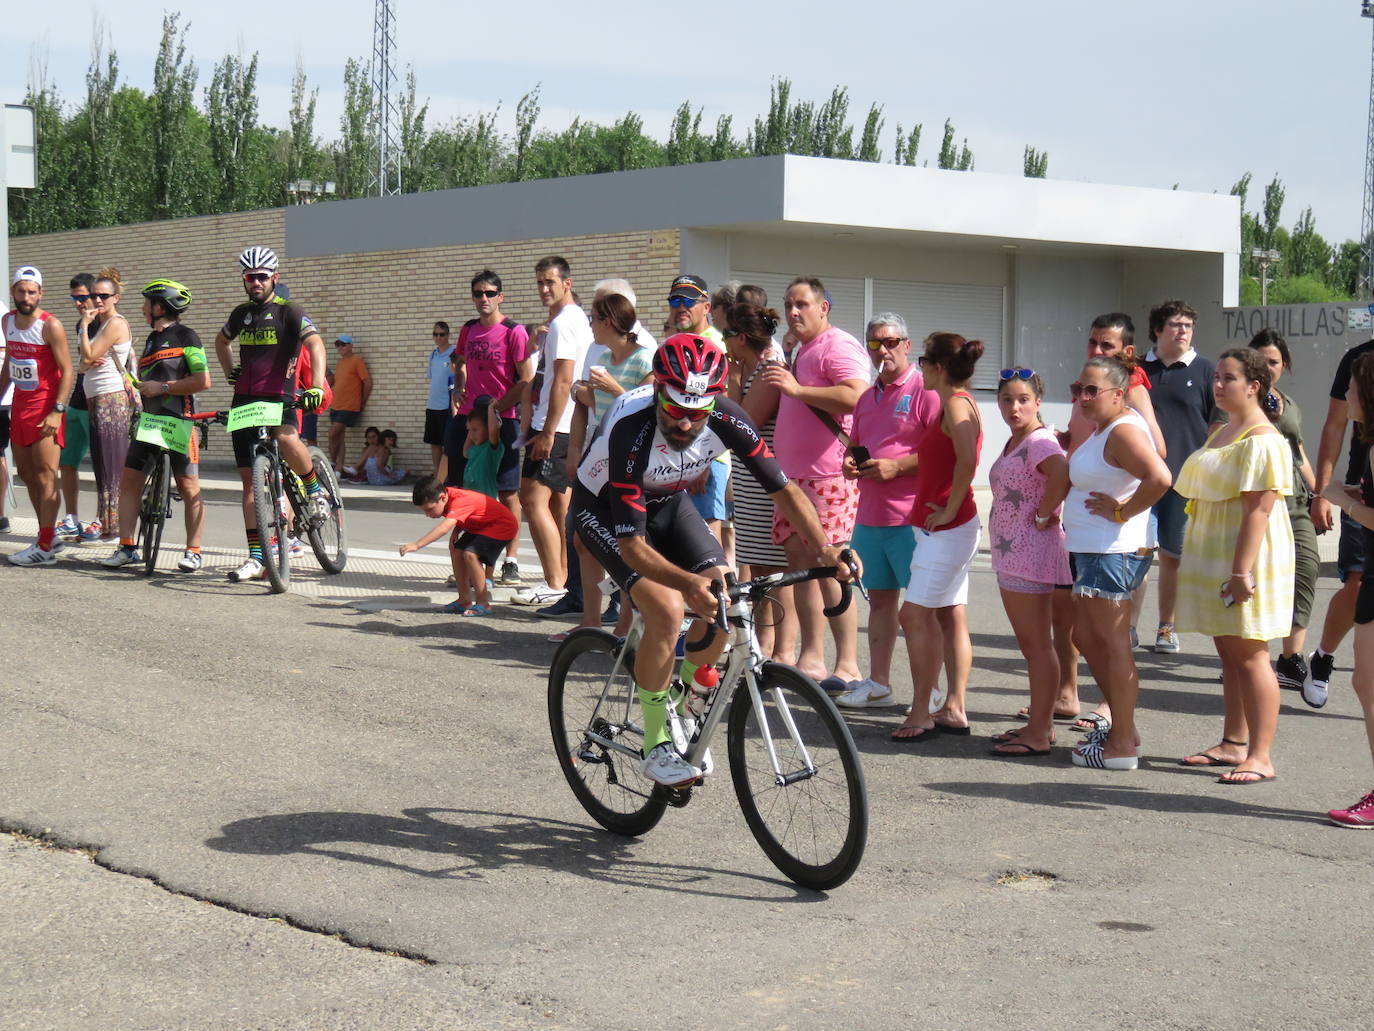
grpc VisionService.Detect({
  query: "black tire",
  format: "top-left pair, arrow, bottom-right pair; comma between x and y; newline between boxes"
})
138,451 -> 171,577
726,662 -> 868,890
303,446 -> 347,574
251,452 -> 290,594
548,628 -> 666,836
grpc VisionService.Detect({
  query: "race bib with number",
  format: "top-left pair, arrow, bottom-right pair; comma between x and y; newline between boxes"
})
226,400 -> 284,432
8,356 -> 39,391
134,412 -> 193,455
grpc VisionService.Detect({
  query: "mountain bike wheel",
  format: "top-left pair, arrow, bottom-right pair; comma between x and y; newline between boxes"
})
304,446 -> 347,574
548,628 -> 666,836
138,451 -> 171,577
252,452 -> 290,594
727,662 -> 867,890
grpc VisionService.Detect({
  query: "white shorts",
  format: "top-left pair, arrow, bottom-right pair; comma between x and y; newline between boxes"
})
904,517 -> 981,608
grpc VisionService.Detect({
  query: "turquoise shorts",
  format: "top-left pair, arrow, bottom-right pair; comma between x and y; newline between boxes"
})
850,523 -> 916,591
59,406 -> 91,467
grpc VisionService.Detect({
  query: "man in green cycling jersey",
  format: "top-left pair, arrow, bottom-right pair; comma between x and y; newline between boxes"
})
213,246 -> 328,582
102,279 -> 212,572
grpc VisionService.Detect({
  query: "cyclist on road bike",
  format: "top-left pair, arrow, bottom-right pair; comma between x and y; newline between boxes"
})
212,246 -> 328,582
572,333 -> 853,786
102,280 -> 212,571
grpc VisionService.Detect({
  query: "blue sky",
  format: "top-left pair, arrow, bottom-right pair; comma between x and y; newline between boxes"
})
3,0 -> 1370,243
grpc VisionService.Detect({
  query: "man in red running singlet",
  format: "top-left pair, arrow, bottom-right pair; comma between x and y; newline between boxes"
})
0,265 -> 74,566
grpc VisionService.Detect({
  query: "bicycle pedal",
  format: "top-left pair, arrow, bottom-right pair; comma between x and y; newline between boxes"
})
657,784 -> 693,808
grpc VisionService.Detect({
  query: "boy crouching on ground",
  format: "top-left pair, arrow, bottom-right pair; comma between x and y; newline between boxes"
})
401,475 -> 517,616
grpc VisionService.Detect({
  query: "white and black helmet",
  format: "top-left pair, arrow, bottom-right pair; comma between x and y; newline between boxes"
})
238,246 -> 279,273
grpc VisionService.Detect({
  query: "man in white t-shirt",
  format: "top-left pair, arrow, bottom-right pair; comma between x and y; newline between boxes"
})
514,256 -> 594,606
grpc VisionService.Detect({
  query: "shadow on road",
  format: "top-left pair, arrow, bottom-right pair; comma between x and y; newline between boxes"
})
205,806 -> 823,902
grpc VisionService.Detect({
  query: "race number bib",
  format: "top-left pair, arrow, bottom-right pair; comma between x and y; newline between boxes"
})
133,412 -> 193,455
8,356 -> 39,391
226,400 -> 284,431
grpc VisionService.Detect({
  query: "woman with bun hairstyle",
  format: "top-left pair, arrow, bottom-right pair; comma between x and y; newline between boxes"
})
1175,347 -> 1294,784
78,267 -> 135,540
891,332 -> 984,742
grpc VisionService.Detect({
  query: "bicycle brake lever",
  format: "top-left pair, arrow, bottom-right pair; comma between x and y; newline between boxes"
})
839,548 -> 869,603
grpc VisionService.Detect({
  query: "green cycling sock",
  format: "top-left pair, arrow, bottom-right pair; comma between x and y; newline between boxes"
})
639,687 -> 670,756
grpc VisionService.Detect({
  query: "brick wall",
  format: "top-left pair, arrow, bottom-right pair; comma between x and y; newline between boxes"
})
11,213 -> 682,474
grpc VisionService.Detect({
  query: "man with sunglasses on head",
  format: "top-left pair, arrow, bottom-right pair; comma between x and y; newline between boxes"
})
447,270 -> 532,583
213,245 -> 329,582
572,334 -> 853,785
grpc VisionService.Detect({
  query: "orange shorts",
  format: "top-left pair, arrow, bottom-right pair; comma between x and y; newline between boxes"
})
772,474 -> 858,547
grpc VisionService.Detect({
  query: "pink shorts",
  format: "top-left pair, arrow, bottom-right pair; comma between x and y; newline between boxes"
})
773,474 -> 858,547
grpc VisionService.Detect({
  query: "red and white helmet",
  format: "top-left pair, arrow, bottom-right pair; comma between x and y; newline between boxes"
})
653,334 -> 729,408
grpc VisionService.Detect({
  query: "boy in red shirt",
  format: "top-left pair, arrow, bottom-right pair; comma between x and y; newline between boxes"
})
401,475 -> 517,615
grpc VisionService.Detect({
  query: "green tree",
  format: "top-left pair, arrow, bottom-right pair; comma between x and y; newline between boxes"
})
285,58 -> 326,188
398,68 -> 429,193
206,50 -> 260,210
937,119 -> 973,170
1330,239 -> 1363,297
335,57 -> 374,197
1286,207 -> 1331,280
512,86 -> 541,180
1023,145 -> 1047,178
150,13 -> 199,218
893,122 -> 921,166
1261,174 -> 1285,252
1231,172 -> 1260,280
856,104 -> 883,163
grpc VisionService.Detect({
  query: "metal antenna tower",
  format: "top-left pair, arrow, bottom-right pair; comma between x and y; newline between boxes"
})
1361,2 -> 1374,297
368,0 -> 401,196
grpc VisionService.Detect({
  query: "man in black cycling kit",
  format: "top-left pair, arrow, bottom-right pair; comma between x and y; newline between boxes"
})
213,246 -> 328,582
573,334 -> 854,786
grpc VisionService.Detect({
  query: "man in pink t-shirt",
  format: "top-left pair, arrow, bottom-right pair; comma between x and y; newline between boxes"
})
833,313 -> 941,709
761,276 -> 869,693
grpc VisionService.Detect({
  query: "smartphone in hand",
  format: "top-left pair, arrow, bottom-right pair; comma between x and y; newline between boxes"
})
849,445 -> 871,467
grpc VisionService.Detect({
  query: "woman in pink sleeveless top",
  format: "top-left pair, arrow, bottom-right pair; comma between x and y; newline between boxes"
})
892,332 -> 984,742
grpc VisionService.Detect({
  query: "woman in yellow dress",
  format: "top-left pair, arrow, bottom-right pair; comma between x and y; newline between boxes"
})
1175,348 -> 1294,784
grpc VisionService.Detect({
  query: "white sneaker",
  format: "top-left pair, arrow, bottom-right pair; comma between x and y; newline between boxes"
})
640,742 -> 702,786
228,557 -> 266,582
177,550 -> 203,572
511,583 -> 566,606
669,713 -> 714,776
101,545 -> 141,568
8,542 -> 57,566
835,679 -> 895,708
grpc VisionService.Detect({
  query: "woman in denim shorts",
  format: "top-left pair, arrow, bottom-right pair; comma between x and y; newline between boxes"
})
1062,358 -> 1172,771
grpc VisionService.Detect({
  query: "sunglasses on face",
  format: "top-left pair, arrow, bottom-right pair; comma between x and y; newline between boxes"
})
90,292 -> 115,301
432,331 -> 449,337
70,294 -> 90,303
472,289 -> 500,299
916,355 -> 933,367
658,394 -> 715,422
667,296 -> 701,309
999,367 -> 1036,381
243,273 -> 272,283
867,336 -> 907,351
1069,381 -> 1122,400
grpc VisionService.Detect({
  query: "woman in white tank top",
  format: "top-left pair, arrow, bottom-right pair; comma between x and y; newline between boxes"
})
1064,358 -> 1172,772
78,269 -> 134,539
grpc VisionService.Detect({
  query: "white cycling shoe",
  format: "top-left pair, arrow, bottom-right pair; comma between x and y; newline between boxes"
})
640,742 -> 702,786
669,714 -> 714,776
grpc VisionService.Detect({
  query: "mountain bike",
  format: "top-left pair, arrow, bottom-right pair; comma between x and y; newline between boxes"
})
126,410 -> 192,576
548,562 -> 868,891
200,397 -> 348,593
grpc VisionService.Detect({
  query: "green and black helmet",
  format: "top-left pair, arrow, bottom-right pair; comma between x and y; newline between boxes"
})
141,278 -> 193,315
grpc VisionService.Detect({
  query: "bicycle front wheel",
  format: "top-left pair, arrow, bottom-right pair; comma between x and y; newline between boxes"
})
252,452 -> 290,594
727,662 -> 867,890
548,628 -> 666,836
304,446 -> 347,574
138,451 -> 171,576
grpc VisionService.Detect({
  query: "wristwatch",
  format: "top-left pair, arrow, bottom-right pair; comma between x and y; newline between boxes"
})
53,402 -> 67,413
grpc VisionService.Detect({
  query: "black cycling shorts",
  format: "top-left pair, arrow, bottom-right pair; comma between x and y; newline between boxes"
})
571,483 -> 727,594
230,394 -> 296,469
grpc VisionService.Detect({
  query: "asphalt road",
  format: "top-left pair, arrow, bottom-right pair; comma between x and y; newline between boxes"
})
1,486 -> 1371,1031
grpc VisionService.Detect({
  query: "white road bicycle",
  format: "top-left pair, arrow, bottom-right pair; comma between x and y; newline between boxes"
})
548,562 -> 869,891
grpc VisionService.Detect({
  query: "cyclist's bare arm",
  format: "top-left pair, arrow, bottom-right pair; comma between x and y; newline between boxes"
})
619,535 -> 720,620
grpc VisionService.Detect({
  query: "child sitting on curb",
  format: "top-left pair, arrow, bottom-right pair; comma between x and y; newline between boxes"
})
400,475 -> 517,616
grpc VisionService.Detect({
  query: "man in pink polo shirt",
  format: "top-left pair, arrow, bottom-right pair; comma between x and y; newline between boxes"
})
833,313 -> 941,708
761,275 -> 869,694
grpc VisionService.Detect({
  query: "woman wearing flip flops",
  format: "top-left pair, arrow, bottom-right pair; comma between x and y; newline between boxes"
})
1319,353 -> 1374,826
986,368 -> 1072,758
1062,357 -> 1172,770
891,333 -> 984,743
1174,349 -> 1294,785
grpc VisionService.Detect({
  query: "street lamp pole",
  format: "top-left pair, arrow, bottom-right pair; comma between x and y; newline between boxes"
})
1251,247 -> 1281,305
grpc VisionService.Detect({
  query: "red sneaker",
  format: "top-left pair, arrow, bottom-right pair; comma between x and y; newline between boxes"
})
1328,790 -> 1374,829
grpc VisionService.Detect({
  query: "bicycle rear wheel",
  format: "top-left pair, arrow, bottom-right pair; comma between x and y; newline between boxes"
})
548,628 -> 666,836
138,451 -> 171,576
726,662 -> 867,890
304,446 -> 347,573
252,452 -> 290,594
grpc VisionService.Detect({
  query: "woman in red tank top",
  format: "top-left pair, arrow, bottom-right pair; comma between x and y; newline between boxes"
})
892,333 -> 985,742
